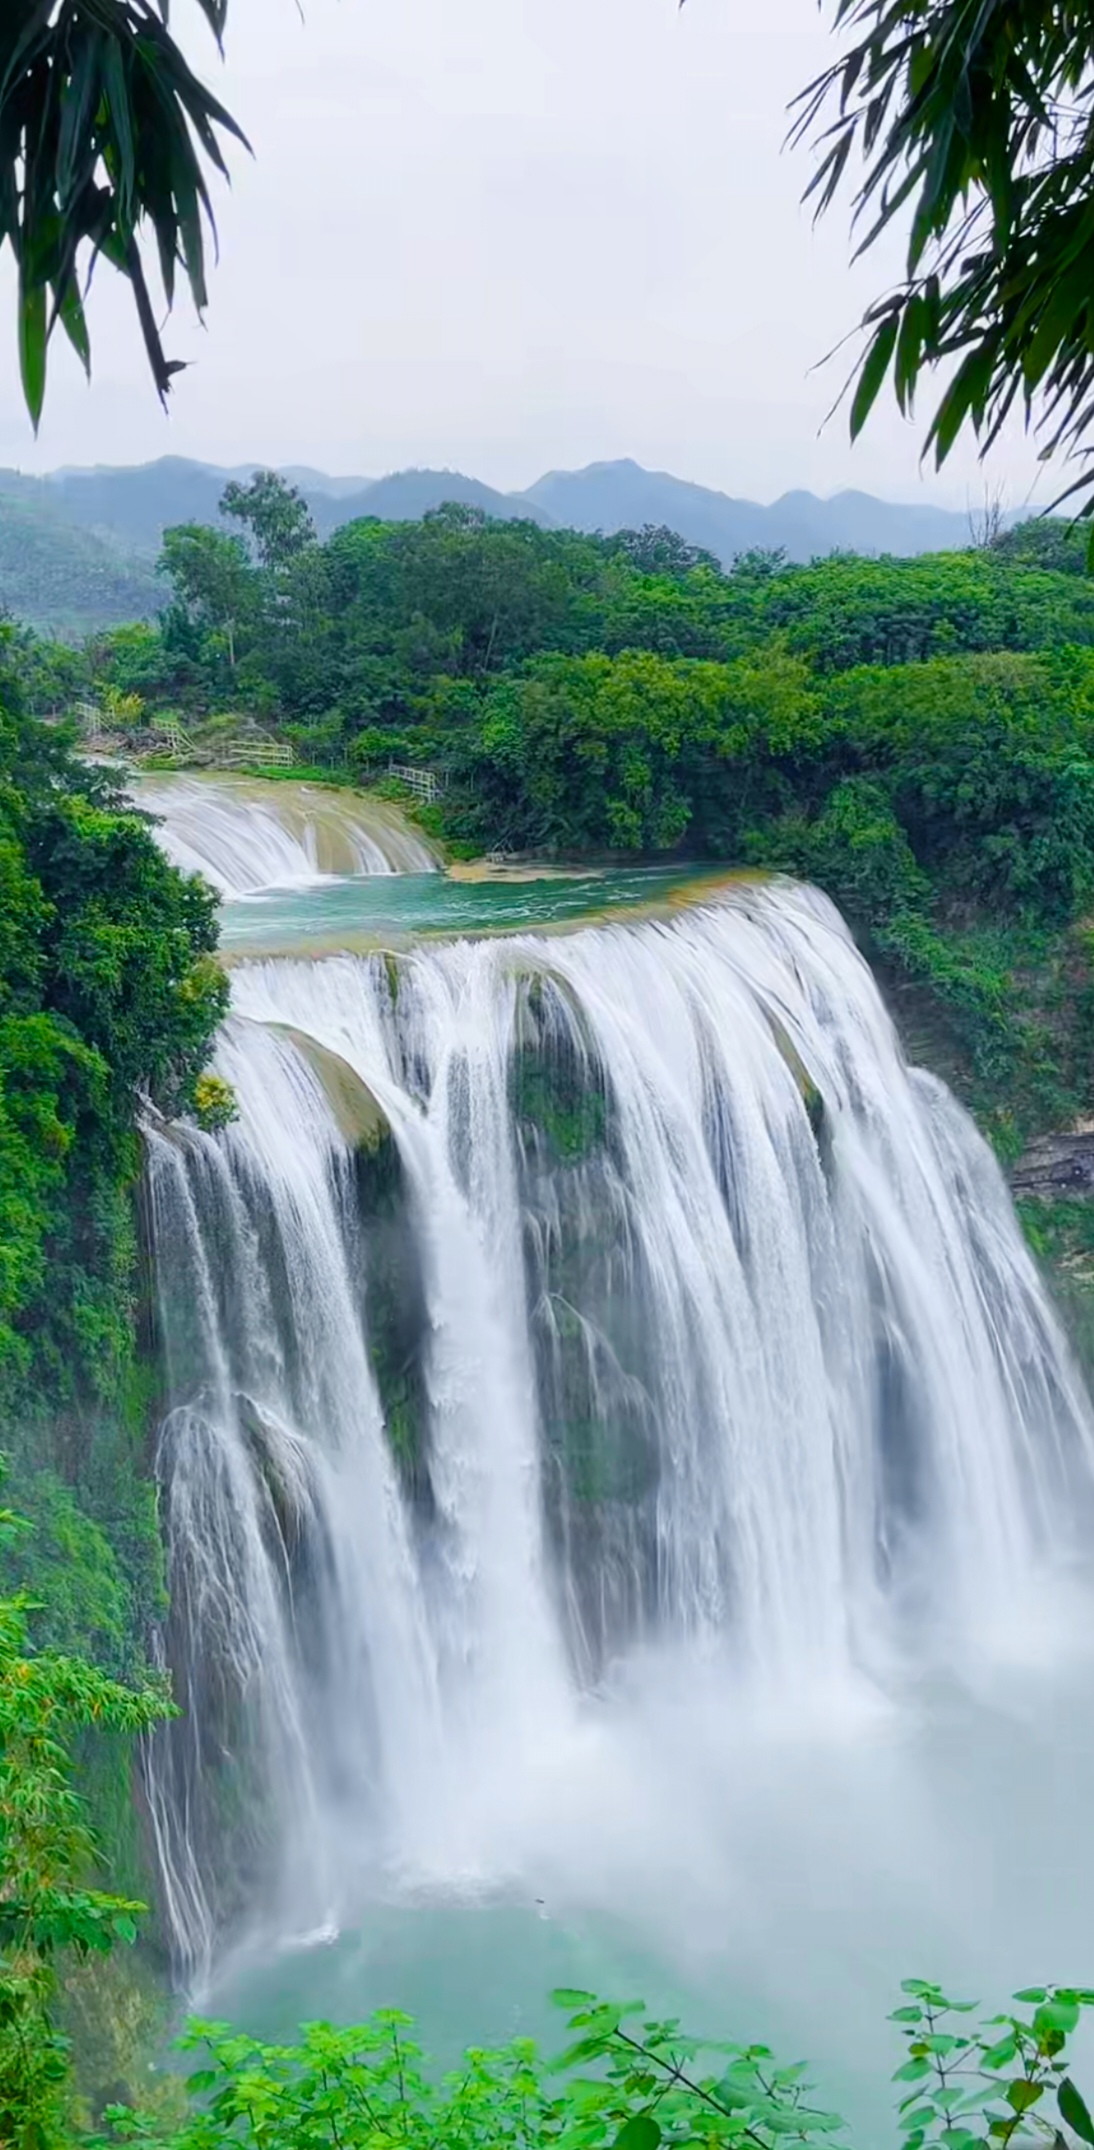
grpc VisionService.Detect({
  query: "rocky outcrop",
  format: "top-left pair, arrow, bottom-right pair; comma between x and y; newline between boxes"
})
1012,1130 -> 1094,1197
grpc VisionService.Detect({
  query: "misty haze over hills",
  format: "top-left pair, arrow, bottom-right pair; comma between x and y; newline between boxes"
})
0,453 -> 1002,635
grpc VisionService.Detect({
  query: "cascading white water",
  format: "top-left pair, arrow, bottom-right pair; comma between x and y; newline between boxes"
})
143,880 -> 1094,1982
134,773 -> 437,893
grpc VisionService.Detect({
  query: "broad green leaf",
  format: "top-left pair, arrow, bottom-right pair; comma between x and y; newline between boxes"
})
612,2117 -> 661,2150
53,278 -> 91,375
982,2037 -> 1018,2071
1005,2079 -> 1044,2112
894,292 -> 928,411
1034,1998 -> 1080,2037
1059,2078 -> 1094,2145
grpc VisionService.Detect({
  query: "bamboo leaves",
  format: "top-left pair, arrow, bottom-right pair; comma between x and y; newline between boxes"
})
796,0 -> 1094,521
0,1 -> 247,426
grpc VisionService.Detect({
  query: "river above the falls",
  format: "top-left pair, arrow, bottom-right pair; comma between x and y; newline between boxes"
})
216,862 -> 733,954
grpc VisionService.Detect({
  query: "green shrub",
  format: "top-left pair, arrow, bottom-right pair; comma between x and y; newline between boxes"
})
93,1980 -> 1094,2150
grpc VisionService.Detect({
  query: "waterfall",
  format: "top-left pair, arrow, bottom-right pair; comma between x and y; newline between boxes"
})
142,880 -> 1094,1979
134,773 -> 437,893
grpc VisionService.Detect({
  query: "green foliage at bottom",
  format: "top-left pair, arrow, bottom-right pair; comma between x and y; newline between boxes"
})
90,1980 -> 1094,2150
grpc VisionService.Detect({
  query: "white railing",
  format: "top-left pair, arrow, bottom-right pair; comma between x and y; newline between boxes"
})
214,733 -> 294,769
76,699 -> 294,770
151,717 -> 198,759
75,700 -> 104,740
387,762 -> 442,803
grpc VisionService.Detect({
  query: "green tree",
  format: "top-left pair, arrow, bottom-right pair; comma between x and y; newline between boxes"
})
446,647 -> 821,857
825,649 -> 1094,916
753,552 -> 1094,671
90,627 -> 176,707
2,2 -> 244,422
220,472 -> 317,572
797,2 -> 1094,524
606,524 -> 721,577
0,1499 -> 168,2149
158,525 -> 257,673
991,519 -> 1090,577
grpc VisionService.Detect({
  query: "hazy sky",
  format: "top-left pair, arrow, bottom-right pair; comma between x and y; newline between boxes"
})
0,0 -> 1056,508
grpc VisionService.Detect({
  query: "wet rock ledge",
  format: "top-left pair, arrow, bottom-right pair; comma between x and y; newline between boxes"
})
1012,1130 -> 1094,1198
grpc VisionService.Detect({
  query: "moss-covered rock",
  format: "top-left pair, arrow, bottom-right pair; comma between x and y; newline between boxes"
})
270,1027 -> 391,1154
1017,1191 -> 1094,1381
352,1126 -> 432,1508
62,1946 -> 184,2129
510,971 -> 613,1167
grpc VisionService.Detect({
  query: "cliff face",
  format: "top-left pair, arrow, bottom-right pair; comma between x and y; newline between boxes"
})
1012,1130 -> 1094,1199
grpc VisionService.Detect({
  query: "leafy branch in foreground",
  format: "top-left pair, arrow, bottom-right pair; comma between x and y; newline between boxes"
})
889,1978 -> 1094,2150
88,1981 -> 1094,2150
794,2 -> 1094,531
1,1 -> 247,424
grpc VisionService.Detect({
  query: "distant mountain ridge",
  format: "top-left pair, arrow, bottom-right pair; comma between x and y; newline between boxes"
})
0,453 -> 1002,635
0,470 -> 161,636
525,459 -> 985,563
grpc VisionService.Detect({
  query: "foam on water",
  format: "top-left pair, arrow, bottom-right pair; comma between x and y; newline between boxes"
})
135,772 -> 437,893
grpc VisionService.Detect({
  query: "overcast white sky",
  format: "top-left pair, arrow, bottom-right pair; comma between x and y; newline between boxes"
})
0,0 -> 1058,507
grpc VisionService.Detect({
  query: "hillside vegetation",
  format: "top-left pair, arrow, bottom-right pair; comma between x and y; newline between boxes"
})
0,457 -> 1009,635
0,489 -> 159,636
0,636 -> 225,2053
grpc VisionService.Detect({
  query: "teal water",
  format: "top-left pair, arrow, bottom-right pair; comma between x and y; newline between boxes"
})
203,1654 -> 1094,2139
218,865 -> 721,955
